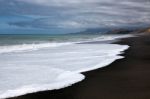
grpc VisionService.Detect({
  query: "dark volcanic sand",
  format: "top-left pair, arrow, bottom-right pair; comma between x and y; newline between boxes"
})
10,34 -> 150,99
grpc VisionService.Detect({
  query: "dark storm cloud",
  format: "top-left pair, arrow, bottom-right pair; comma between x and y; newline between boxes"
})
0,0 -> 150,33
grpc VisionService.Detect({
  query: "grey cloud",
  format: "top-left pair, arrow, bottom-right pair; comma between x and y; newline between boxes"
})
1,0 -> 150,31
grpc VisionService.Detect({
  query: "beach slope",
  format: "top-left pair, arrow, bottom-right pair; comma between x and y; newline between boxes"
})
11,32 -> 150,99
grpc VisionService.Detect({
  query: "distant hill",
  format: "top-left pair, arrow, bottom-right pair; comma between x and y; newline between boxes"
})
70,27 -> 150,35
105,29 -> 133,34
135,28 -> 150,34
70,28 -> 110,35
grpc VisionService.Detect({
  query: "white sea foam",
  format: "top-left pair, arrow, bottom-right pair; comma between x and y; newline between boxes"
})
0,35 -> 130,99
92,34 -> 133,41
0,69 -> 84,99
0,42 -> 72,54
0,34 -> 133,54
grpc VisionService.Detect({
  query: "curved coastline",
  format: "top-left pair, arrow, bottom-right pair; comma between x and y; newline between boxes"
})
10,33 -> 150,99
6,36 -> 132,99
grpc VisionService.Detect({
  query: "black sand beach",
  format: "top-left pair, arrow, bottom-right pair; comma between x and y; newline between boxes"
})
10,33 -> 150,99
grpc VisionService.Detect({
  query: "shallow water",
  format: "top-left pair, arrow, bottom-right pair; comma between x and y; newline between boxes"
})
0,34 -> 129,98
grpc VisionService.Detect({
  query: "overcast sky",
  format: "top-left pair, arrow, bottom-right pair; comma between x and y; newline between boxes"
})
0,0 -> 150,34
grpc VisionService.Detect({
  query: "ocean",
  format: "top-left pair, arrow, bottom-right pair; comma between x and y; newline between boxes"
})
0,34 -> 130,98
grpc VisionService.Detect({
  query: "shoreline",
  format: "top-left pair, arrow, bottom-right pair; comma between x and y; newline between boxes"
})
9,33 -> 150,99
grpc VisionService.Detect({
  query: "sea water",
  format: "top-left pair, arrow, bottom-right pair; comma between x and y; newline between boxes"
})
0,34 -> 130,98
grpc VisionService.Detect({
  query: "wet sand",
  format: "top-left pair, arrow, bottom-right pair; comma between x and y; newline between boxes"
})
10,34 -> 150,99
